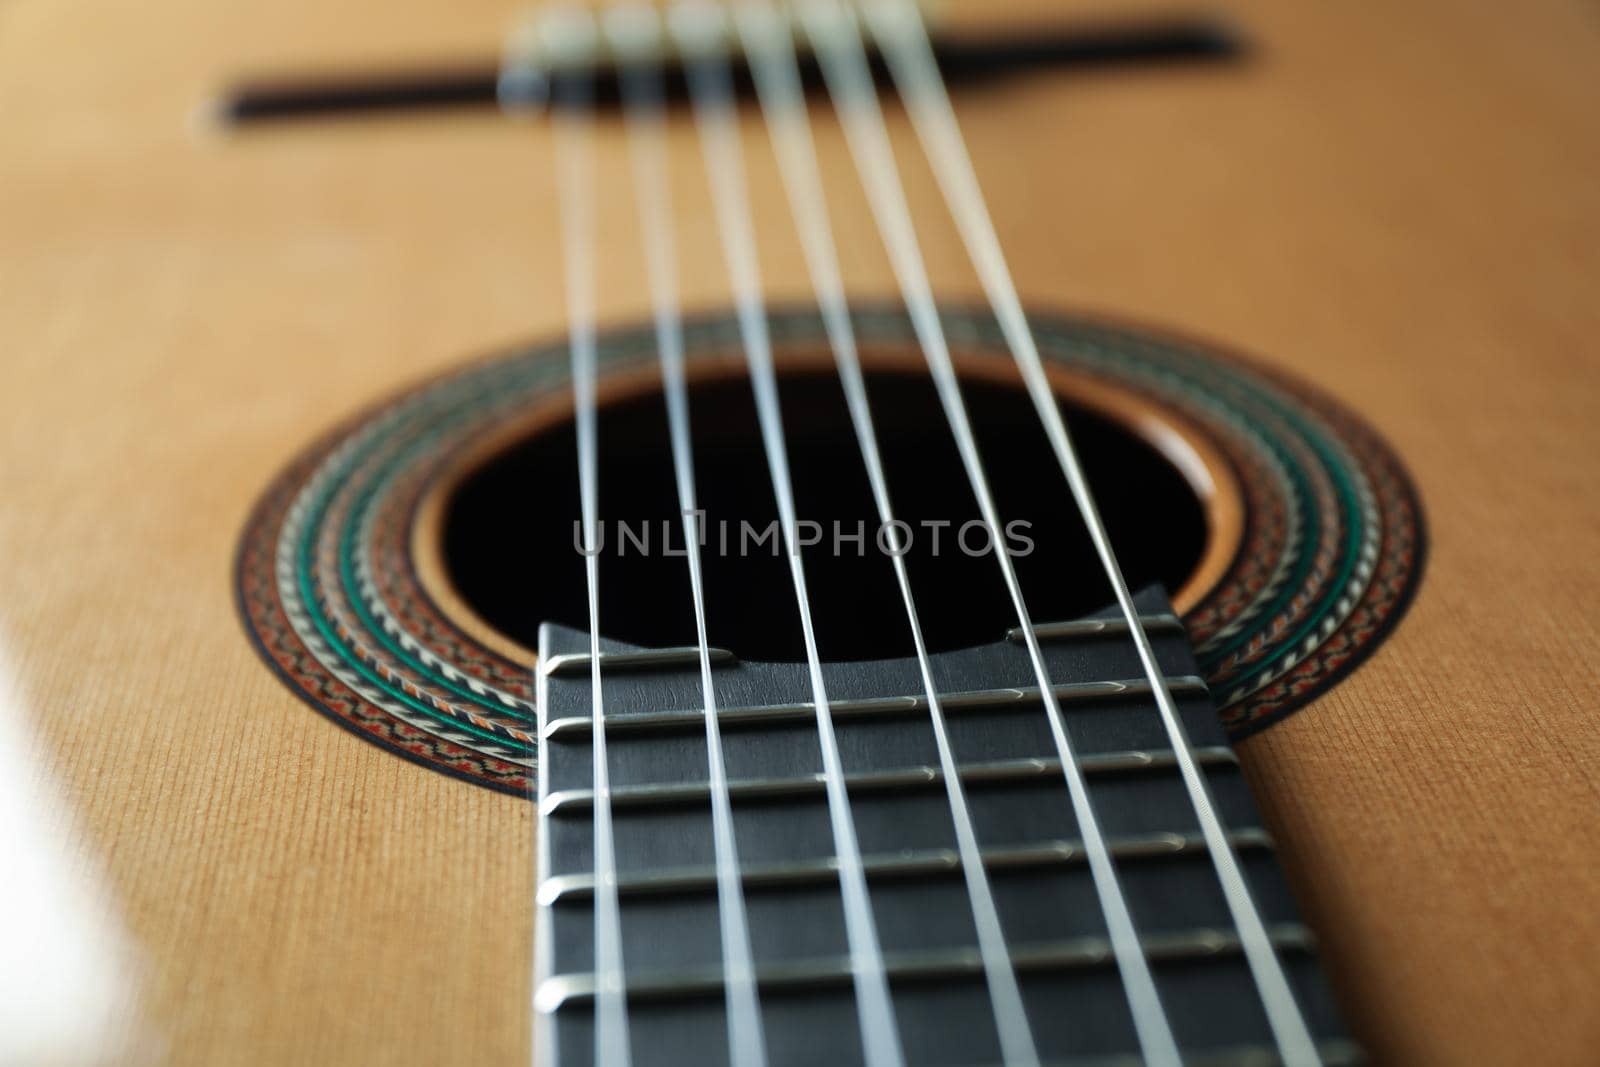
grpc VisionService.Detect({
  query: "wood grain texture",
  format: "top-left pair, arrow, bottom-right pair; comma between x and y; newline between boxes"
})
0,0 -> 1596,1063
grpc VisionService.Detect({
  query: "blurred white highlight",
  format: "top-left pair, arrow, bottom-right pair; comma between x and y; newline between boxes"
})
0,651 -> 151,1065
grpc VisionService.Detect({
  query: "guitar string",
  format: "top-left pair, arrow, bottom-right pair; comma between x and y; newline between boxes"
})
731,4 -> 1039,1065
863,2 -> 1323,1062
667,5 -> 905,1065
549,12 -> 632,1067
796,2 -> 1183,1062
606,7 -> 769,1065
505,28 -> 561,1067
538,3 -> 1314,1063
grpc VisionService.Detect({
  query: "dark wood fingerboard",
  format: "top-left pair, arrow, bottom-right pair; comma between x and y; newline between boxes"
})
534,590 -> 1357,1066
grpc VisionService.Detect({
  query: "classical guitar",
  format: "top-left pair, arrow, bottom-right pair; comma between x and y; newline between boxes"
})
3,0 -> 1597,1064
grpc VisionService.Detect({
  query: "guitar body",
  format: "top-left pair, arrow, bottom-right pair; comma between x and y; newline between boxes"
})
2,0 -> 1597,1063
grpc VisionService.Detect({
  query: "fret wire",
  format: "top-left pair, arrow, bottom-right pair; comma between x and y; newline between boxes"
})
734,5 -> 1037,1062
537,609 -> 1185,678
1007,614 -> 1184,642
669,5 -> 904,1066
540,828 -> 1276,904
537,923 -> 1319,1010
548,13 -> 633,1066
610,6 -> 768,1065
541,645 -> 738,677
543,745 -> 1240,814
542,675 -> 1211,739
799,3 -> 1181,1063
864,2 -> 1323,1063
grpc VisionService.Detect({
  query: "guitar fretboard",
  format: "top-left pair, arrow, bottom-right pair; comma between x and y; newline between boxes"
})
535,591 -> 1356,1065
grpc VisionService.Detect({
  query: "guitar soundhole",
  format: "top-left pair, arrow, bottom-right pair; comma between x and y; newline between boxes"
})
442,366 -> 1208,663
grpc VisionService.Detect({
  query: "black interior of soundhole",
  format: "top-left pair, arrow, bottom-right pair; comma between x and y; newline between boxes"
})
442,367 -> 1207,663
